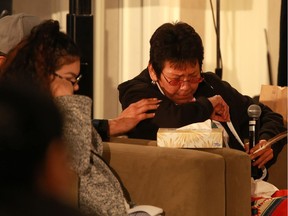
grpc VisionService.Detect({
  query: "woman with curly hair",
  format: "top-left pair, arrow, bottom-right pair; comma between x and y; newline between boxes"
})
0,19 -> 163,216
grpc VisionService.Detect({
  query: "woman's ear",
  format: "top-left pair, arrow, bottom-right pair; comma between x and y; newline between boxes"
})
148,63 -> 157,82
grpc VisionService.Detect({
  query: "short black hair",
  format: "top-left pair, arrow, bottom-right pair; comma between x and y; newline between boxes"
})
149,21 -> 204,78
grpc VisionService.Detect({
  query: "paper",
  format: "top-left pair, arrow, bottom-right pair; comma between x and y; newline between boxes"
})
251,178 -> 279,198
177,119 -> 212,130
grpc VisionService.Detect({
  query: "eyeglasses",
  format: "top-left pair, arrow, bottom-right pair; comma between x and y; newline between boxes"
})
162,73 -> 204,86
54,73 -> 82,86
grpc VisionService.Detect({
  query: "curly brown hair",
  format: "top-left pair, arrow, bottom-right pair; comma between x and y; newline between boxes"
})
0,19 -> 80,91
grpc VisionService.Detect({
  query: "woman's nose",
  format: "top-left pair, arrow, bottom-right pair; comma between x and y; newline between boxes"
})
179,80 -> 192,90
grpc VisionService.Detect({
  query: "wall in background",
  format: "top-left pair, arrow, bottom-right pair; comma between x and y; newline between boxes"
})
12,0 -> 68,31
12,0 -> 281,119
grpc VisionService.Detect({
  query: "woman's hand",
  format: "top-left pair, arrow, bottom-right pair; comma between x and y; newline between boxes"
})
208,95 -> 230,122
109,98 -> 161,136
50,75 -> 74,97
248,140 -> 274,168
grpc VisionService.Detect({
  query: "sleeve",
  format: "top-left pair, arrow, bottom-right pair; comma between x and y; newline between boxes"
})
153,97 -> 213,127
205,73 -> 286,167
92,119 -> 110,141
210,74 -> 286,140
258,103 -> 286,168
54,95 -> 103,174
120,82 -> 214,127
118,80 -> 214,140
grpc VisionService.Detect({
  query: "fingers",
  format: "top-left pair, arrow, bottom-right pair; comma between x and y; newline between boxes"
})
208,95 -> 223,107
209,95 -> 230,122
250,140 -> 274,168
216,98 -> 230,121
134,98 -> 161,113
251,148 -> 273,168
123,98 -> 161,115
137,112 -> 155,121
112,98 -> 161,136
134,98 -> 160,106
210,106 -> 230,122
119,98 -> 161,121
244,143 -> 249,153
250,140 -> 267,155
136,103 -> 160,115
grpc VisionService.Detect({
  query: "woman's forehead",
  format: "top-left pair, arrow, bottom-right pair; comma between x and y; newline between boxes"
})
163,60 -> 200,74
56,56 -> 80,69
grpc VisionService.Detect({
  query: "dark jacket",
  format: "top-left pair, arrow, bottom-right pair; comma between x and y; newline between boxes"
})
118,68 -> 286,167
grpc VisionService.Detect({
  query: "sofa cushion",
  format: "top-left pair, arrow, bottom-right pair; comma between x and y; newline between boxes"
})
103,142 -> 226,216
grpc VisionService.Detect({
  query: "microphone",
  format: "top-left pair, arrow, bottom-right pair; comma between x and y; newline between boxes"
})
247,104 -> 262,150
247,104 -> 262,179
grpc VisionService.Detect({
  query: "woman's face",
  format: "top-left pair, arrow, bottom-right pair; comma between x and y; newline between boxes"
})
50,59 -> 81,97
149,61 -> 202,104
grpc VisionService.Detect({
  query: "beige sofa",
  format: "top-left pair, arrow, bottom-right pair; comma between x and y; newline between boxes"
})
102,138 -> 252,216
68,137 -> 286,215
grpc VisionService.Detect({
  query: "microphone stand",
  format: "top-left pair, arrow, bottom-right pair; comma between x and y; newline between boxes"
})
250,117 -> 263,179
248,104 -> 263,179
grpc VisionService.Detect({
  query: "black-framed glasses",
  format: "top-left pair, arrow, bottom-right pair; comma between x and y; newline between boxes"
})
54,73 -> 82,86
162,73 -> 204,86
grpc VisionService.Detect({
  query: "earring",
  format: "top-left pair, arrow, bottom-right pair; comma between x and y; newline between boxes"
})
151,80 -> 157,85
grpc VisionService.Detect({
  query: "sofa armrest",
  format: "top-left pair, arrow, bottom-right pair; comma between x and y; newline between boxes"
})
109,136 -> 156,146
103,142 -> 226,216
197,148 -> 251,216
267,143 -> 287,189
107,137 -> 251,216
